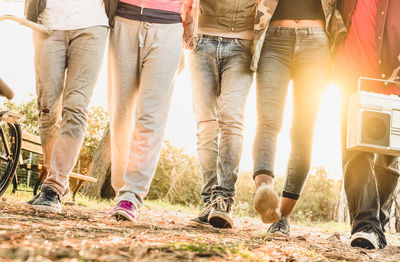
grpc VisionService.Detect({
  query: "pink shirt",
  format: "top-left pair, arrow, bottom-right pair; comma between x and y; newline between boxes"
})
120,0 -> 182,14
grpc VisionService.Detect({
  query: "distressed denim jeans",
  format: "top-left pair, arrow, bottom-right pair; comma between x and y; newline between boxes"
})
253,26 -> 331,200
33,26 -> 108,195
108,17 -> 183,209
189,35 -> 253,204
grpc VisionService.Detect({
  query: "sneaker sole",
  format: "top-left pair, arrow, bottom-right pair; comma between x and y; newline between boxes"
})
208,210 -> 233,229
350,237 -> 377,249
254,185 -> 280,224
33,204 -> 61,213
189,218 -> 209,226
112,210 -> 136,222
268,229 -> 289,236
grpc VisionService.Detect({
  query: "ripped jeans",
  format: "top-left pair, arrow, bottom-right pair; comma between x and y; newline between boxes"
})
33,26 -> 108,195
189,35 -> 253,204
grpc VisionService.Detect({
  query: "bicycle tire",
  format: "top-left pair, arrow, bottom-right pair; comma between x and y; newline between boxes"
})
0,122 -> 21,197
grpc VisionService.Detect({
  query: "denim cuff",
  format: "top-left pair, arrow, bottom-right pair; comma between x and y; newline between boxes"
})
253,170 -> 274,180
282,191 -> 300,200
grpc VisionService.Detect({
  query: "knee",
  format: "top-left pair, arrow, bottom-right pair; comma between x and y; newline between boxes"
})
61,105 -> 88,139
38,105 -> 61,133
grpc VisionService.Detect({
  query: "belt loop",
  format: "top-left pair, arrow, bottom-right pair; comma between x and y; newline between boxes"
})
138,21 -> 144,48
275,26 -> 280,36
307,27 -> 311,35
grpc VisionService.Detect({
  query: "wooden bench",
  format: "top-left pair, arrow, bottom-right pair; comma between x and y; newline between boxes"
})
18,132 -> 97,200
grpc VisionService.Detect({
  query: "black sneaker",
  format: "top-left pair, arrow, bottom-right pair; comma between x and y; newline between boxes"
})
26,193 -> 40,205
27,187 -> 70,205
208,196 -> 234,229
32,186 -> 62,213
268,215 -> 290,236
190,204 -> 212,225
350,231 -> 380,249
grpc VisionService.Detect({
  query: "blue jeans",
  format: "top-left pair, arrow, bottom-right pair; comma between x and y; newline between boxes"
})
253,26 -> 331,200
189,35 -> 253,204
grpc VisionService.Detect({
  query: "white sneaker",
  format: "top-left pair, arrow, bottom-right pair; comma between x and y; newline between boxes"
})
254,183 -> 280,223
350,231 -> 380,249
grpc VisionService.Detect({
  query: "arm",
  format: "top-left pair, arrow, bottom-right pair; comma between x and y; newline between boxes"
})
389,54 -> 400,81
181,0 -> 197,49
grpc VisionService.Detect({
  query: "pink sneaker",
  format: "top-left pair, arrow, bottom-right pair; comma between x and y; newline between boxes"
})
110,200 -> 137,222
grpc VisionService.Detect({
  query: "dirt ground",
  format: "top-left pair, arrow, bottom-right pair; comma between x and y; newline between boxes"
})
0,195 -> 399,262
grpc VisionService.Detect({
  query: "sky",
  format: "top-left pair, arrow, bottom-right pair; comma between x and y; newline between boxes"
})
0,0 -> 343,178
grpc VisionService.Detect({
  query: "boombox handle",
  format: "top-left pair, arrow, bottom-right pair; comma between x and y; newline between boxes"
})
357,77 -> 400,92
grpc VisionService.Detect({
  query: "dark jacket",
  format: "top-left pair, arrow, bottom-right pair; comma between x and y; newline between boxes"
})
24,0 -> 119,27
338,0 -> 400,80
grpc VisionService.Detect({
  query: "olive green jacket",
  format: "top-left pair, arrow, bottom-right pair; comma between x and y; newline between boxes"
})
198,0 -> 256,32
24,0 -> 119,26
251,0 -> 347,71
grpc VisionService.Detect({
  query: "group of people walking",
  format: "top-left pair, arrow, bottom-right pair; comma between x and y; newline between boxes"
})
23,0 -> 399,251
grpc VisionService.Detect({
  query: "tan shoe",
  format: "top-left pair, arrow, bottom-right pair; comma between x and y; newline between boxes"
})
254,183 -> 280,223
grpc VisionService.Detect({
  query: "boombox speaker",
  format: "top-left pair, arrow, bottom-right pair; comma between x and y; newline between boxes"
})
347,77 -> 400,156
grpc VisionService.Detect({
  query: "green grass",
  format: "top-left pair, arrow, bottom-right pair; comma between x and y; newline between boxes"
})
144,199 -> 198,215
301,221 -> 350,232
167,241 -> 267,261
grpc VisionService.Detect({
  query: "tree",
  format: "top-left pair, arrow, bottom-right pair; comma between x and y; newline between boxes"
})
80,124 -> 114,198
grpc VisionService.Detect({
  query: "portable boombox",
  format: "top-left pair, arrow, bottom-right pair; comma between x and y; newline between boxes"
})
347,77 -> 400,156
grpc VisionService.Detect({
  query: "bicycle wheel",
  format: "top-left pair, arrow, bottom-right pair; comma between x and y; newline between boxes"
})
0,121 -> 21,196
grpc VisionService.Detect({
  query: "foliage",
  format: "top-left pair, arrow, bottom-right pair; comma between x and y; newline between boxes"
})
77,106 -> 108,174
231,166 -> 340,221
3,98 -> 108,175
290,166 -> 341,222
146,141 -> 203,207
4,96 -> 39,135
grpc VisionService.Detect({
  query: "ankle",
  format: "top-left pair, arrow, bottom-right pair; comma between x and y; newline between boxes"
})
255,174 -> 274,188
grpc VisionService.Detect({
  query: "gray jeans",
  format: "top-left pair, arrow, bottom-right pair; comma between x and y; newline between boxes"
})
33,26 -> 108,195
253,26 -> 331,200
108,17 -> 183,209
189,35 -> 253,204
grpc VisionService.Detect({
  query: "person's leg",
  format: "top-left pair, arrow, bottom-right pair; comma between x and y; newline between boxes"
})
188,36 -> 220,224
374,155 -> 400,230
108,17 -> 142,196
189,36 -> 219,206
115,22 -> 183,214
32,30 -> 66,177
207,38 -> 253,228
272,27 -> 330,234
253,26 -> 292,224
40,26 -> 108,199
29,30 -> 67,210
340,83 -> 386,249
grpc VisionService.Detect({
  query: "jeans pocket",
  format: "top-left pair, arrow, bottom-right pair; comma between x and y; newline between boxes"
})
234,38 -> 251,49
192,35 -> 204,51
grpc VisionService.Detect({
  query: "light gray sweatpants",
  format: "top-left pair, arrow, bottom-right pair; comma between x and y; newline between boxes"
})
108,16 -> 183,209
33,26 -> 108,195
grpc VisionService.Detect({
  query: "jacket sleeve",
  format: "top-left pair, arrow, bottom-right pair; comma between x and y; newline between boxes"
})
24,0 -> 46,22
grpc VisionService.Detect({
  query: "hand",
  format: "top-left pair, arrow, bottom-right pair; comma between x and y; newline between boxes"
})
181,0 -> 196,50
388,55 -> 400,82
181,0 -> 193,24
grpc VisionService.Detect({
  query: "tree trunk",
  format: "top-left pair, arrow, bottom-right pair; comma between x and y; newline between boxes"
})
81,124 -> 115,199
336,178 -> 349,224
